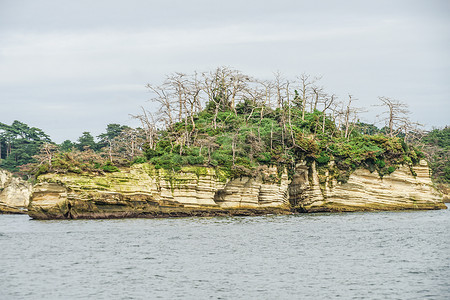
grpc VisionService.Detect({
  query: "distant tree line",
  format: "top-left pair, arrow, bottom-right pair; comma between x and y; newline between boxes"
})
0,122 -> 146,175
0,121 -> 51,172
421,127 -> 450,184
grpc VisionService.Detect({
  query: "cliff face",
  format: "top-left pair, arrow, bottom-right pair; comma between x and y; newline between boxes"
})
289,160 -> 446,212
28,160 -> 446,219
28,165 -> 290,219
0,170 -> 32,214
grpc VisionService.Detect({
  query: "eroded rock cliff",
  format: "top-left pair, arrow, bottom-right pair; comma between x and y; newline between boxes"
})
0,170 -> 32,213
289,160 -> 446,212
27,160 -> 446,219
28,165 -> 290,219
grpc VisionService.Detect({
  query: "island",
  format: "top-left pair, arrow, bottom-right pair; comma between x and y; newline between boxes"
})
0,68 -> 447,218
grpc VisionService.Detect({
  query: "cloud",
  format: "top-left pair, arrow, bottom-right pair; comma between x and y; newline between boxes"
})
0,18 -> 409,86
0,0 -> 448,142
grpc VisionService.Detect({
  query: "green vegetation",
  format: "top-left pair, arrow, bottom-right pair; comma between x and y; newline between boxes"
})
140,104 -> 421,182
422,127 -> 450,183
1,121 -> 140,176
0,121 -> 51,172
133,68 -> 426,182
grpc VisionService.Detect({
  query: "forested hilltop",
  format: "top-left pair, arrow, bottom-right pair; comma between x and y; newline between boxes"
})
1,67 -> 448,187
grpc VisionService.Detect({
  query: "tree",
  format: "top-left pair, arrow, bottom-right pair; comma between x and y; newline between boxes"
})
97,124 -> 129,162
321,94 -> 336,134
421,127 -> 450,183
183,72 -> 203,131
130,108 -> 158,150
202,67 -> 233,129
0,120 -> 51,172
147,82 -> 174,128
97,128 -> 146,163
59,140 -> 75,152
296,73 -> 313,121
76,132 -> 97,151
343,95 -> 353,139
35,143 -> 58,167
166,72 -> 189,123
341,95 -> 365,139
229,69 -> 250,113
377,96 -> 410,137
311,84 -> 324,113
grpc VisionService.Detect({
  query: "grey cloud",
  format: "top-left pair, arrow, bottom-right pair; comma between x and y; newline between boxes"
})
0,0 -> 449,142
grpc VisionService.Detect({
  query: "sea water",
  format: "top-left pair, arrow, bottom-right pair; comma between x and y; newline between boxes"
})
1,206 -> 449,299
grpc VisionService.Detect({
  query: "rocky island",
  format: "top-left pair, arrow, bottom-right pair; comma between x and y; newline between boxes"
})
1,68 -> 448,218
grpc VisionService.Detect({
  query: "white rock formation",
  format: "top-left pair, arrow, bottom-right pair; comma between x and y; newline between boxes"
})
0,169 -> 32,213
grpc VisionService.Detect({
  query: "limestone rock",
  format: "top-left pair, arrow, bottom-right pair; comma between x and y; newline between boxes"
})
0,169 -> 32,214
28,165 -> 290,219
27,160 -> 446,219
292,160 -> 446,212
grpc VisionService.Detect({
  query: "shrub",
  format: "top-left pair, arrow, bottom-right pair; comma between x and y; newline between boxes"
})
150,153 -> 183,171
187,155 -> 204,165
316,152 -> 330,165
34,164 -> 49,176
212,150 -> 233,168
102,162 -> 120,172
375,159 -> 386,168
387,166 -> 396,174
144,148 -> 160,160
230,165 -> 252,177
403,155 -> 413,165
132,156 -> 147,164
257,152 -> 272,163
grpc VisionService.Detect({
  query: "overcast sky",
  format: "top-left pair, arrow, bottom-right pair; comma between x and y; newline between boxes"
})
1,0 -> 449,143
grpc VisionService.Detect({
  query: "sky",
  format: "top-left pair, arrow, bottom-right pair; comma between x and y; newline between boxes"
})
0,0 -> 449,143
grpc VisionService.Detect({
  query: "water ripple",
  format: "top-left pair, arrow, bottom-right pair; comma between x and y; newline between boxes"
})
0,206 -> 449,299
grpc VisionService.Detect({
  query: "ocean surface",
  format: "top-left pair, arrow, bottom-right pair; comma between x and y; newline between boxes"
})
1,206 -> 449,299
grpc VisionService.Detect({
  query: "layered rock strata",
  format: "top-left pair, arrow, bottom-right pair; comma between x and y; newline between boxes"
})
27,160 -> 446,219
28,165 -> 290,219
0,170 -> 32,213
289,160 -> 446,212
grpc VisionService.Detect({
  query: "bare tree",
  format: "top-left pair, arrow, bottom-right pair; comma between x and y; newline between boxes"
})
184,83 -> 201,132
111,128 -> 145,161
259,79 -> 275,109
341,95 -> 365,139
229,69 -> 250,114
311,84 -> 324,112
297,73 -> 313,121
321,94 -> 336,134
377,96 -> 411,137
273,72 -> 289,151
202,68 -> 227,130
274,71 -> 286,109
204,136 -> 219,163
130,106 -> 158,150
166,72 -> 189,123
34,143 -> 58,167
146,83 -> 174,128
